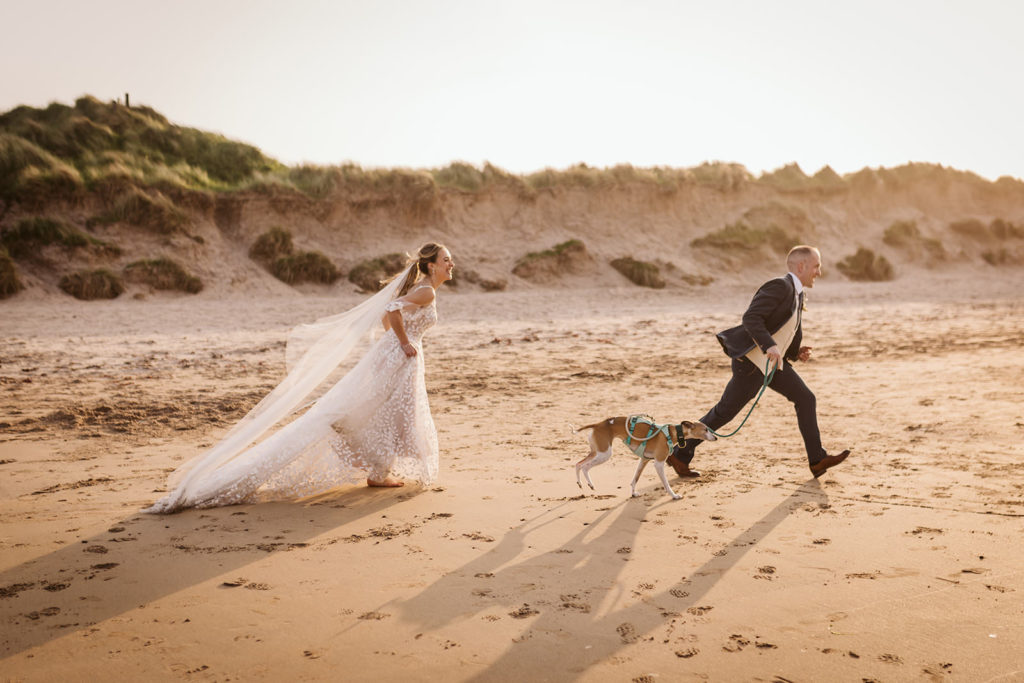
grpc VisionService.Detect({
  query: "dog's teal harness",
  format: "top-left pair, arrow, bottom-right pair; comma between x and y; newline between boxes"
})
624,415 -> 678,459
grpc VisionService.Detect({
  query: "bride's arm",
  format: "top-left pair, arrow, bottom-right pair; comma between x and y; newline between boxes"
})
385,286 -> 435,357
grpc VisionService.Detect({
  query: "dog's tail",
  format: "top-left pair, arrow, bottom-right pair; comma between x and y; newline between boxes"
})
572,420 -> 607,433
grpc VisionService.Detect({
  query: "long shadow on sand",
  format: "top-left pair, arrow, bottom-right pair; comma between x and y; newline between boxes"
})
393,480 -> 827,681
0,485 -> 421,658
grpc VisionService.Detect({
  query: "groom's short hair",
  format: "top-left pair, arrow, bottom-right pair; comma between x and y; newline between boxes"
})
786,245 -> 819,268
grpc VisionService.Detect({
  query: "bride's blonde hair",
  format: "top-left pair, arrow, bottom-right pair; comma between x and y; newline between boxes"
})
384,242 -> 448,297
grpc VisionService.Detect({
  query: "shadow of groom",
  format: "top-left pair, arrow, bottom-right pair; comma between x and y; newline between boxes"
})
390,480 -> 827,681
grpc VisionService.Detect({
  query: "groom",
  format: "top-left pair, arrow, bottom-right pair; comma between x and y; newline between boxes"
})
668,245 -> 850,478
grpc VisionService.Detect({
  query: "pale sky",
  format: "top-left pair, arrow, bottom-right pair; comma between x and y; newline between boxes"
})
3,0 -> 1023,180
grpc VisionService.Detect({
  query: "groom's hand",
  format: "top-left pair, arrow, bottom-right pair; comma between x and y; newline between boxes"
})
765,345 -> 782,371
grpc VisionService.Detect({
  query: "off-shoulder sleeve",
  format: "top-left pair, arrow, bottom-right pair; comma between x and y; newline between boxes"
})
384,299 -> 406,312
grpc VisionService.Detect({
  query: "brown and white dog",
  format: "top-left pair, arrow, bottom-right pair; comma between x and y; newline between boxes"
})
574,417 -> 717,500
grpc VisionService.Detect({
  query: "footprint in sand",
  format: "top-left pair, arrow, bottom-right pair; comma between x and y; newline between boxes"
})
670,588 -> 690,598
509,605 -> 539,619
616,622 -> 639,644
358,611 -> 391,620
559,594 -> 591,613
675,648 -> 699,658
722,634 -> 750,652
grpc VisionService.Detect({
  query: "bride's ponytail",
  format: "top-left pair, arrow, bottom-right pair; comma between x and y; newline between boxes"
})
386,242 -> 447,297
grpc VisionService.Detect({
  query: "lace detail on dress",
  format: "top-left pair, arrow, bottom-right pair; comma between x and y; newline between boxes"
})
146,300 -> 439,511
325,301 -> 438,484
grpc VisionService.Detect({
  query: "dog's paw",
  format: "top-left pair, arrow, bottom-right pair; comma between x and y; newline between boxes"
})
671,493 -> 682,500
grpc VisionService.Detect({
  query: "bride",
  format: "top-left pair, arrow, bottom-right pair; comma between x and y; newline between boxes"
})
145,242 -> 454,513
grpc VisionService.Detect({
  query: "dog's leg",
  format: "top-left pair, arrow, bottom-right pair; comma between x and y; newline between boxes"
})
575,448 -> 597,489
653,460 -> 682,500
581,448 -> 610,491
630,458 -> 649,497
582,448 -> 612,490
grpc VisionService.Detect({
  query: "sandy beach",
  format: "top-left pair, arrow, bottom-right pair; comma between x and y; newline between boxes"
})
2,267 -> 1023,682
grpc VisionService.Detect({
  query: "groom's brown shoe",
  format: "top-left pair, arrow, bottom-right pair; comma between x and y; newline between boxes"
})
809,450 -> 850,478
666,452 -> 701,478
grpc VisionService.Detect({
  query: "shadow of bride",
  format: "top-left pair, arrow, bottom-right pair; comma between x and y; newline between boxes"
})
0,485 -> 421,658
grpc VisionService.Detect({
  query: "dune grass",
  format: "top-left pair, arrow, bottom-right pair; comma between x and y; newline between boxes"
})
347,253 -> 408,291
512,239 -> 592,281
123,258 -> 203,293
836,247 -> 894,281
248,226 -> 294,264
88,187 -> 189,234
691,221 -> 797,255
248,226 -> 340,286
981,248 -> 1016,266
882,220 -> 921,247
882,219 -> 945,259
988,218 -> 1024,240
516,239 -> 586,264
58,268 -> 124,300
610,257 -> 665,288
457,268 -> 507,292
949,218 -> 989,239
0,96 -> 281,197
2,216 -> 120,259
5,97 -> 1024,215
271,252 -> 340,285
0,245 -> 23,298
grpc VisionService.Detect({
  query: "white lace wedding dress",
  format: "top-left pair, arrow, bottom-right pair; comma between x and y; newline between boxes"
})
145,285 -> 439,513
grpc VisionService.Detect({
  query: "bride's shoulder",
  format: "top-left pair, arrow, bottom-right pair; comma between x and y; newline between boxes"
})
403,284 -> 436,306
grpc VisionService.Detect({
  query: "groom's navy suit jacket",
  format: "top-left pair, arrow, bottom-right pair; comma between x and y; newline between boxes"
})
716,274 -> 801,362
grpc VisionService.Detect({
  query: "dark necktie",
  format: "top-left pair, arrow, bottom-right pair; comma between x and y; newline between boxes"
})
796,291 -> 804,329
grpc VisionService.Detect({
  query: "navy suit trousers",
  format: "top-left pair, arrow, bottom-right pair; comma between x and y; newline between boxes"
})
684,357 -> 825,465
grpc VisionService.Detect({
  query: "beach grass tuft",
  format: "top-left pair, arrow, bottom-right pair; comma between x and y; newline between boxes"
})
58,268 -> 124,300
347,253 -> 408,291
0,245 -> 23,298
249,227 -> 294,264
123,258 -> 203,293
2,217 -> 120,258
610,257 -> 666,288
89,187 -> 189,234
836,247 -> 894,281
271,251 -> 341,285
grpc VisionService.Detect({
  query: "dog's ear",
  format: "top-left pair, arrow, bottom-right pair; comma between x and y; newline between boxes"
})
681,420 -> 694,428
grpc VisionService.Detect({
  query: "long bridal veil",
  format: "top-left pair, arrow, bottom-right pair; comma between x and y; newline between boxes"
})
144,263 -> 416,513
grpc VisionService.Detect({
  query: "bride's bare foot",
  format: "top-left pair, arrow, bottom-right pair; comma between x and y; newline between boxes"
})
367,477 -> 404,488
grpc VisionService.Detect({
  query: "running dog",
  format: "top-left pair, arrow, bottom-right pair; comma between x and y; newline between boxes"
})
574,417 -> 717,500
